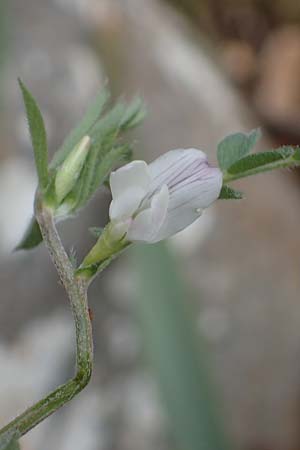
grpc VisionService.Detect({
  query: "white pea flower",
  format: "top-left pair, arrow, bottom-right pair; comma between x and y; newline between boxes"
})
109,148 -> 222,243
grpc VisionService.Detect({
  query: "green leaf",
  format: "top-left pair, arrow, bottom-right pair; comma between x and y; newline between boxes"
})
70,141 -> 132,211
50,87 -> 110,169
18,79 -> 49,191
132,243 -> 229,450
119,97 -> 146,129
71,99 -> 144,210
16,91 -> 145,251
89,144 -> 132,197
55,96 -> 144,212
227,147 -> 295,174
89,97 -> 146,142
15,217 -> 43,250
217,128 -> 261,171
76,244 -> 130,279
219,185 -> 244,200
88,102 -> 127,142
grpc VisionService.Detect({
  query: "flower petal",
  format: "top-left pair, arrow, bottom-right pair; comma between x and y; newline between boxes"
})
150,166 -> 222,242
150,205 -> 203,243
110,160 -> 150,199
109,160 -> 151,221
148,148 -> 207,195
127,184 -> 169,242
109,187 -> 146,221
168,166 -> 223,210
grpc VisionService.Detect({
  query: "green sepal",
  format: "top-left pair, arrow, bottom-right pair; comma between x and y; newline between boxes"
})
217,128 -> 261,171
76,245 -> 130,280
69,143 -> 132,212
80,224 -> 127,267
15,217 -> 43,250
64,97 -> 144,212
227,146 -> 295,174
218,185 -> 244,200
119,97 -> 146,129
50,87 -> 110,170
18,79 -> 49,191
89,227 -> 104,238
89,97 -> 146,142
78,223 -> 130,279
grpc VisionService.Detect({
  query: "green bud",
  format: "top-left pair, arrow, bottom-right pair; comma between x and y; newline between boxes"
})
55,135 -> 91,204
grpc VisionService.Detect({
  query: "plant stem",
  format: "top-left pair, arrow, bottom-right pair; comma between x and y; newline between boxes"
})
0,194 -> 93,443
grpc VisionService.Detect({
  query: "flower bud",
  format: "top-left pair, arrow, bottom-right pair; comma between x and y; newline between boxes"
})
55,135 -> 91,204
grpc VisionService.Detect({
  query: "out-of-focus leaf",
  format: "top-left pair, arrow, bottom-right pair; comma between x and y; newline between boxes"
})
89,97 -> 145,142
0,431 -> 20,450
50,87 -> 110,170
292,147 -> 300,160
16,93 -> 145,251
88,102 -> 125,143
68,97 -> 143,211
70,141 -> 132,211
217,128 -> 261,171
219,185 -> 244,200
119,97 -> 146,129
19,79 -> 49,191
4,440 -> 20,450
227,147 -> 295,174
133,243 -> 229,450
50,88 -> 110,170
89,144 -> 132,196
15,217 -> 43,250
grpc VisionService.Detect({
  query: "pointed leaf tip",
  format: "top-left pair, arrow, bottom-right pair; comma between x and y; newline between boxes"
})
219,185 -> 244,200
50,87 -> 110,169
18,79 -> 49,191
15,217 -> 43,250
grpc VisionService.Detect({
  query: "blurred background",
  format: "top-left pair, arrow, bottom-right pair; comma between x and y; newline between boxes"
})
1,0 -> 300,449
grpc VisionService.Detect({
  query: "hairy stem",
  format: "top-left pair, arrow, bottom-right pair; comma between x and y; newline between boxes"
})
0,194 -> 93,443
223,156 -> 300,184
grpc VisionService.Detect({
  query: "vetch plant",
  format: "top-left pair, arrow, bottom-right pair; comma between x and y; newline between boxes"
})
0,81 -> 299,450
